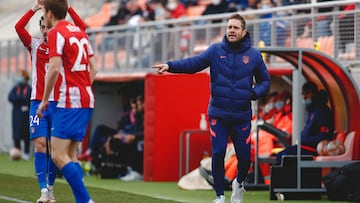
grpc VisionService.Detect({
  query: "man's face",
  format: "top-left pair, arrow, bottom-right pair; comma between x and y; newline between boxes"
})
226,19 -> 247,43
137,100 -> 144,111
301,90 -> 314,100
43,9 -> 53,29
40,21 -> 48,42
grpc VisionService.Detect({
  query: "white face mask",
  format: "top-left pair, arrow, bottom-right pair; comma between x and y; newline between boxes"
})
262,4 -> 270,9
275,101 -> 284,110
212,0 -> 222,5
264,102 -> 274,113
167,2 -> 177,10
15,76 -> 24,84
302,98 -> 312,106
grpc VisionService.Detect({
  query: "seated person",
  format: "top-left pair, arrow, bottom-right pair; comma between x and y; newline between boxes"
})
106,95 -> 144,181
78,98 -> 137,161
251,91 -> 292,185
275,82 -> 334,164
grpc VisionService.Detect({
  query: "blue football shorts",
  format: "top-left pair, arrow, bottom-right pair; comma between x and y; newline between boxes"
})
29,100 -> 57,140
51,108 -> 93,142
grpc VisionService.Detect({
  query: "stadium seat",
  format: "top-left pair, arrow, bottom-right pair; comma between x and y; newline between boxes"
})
186,5 -> 206,17
318,36 -> 334,57
296,37 -> 313,49
339,46 -> 355,60
315,131 -> 356,162
85,2 -> 113,28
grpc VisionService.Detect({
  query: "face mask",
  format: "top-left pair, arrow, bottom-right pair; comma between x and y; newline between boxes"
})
264,102 -> 274,113
262,4 -> 270,9
155,8 -> 165,15
167,2 -> 177,10
212,0 -> 221,5
302,98 -> 312,106
283,104 -> 291,113
15,76 -> 24,84
275,101 -> 284,110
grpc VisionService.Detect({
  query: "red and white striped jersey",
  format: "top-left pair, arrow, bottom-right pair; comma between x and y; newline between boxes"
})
30,39 -> 61,101
15,10 -> 60,101
48,20 -> 95,108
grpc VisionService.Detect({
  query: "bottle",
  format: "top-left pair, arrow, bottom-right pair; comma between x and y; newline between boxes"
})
199,113 -> 207,130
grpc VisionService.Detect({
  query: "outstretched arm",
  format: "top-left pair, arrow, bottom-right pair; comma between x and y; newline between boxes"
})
68,6 -> 87,31
15,0 -> 42,48
152,64 -> 169,74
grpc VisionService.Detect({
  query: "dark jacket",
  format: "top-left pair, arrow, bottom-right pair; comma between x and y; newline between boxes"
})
301,90 -> 334,148
167,33 -> 270,121
8,82 -> 31,137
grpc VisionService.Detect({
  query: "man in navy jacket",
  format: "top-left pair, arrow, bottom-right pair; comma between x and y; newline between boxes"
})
276,82 -> 334,164
153,13 -> 270,203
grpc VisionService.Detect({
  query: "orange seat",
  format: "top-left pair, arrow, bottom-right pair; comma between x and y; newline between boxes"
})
186,5 -> 206,17
296,37 -> 313,49
318,36 -> 334,57
85,2 -> 112,28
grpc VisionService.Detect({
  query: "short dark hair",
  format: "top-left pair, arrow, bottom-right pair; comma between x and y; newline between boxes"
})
43,0 -> 68,20
227,13 -> 246,30
302,81 -> 318,94
136,95 -> 144,103
39,16 -> 44,26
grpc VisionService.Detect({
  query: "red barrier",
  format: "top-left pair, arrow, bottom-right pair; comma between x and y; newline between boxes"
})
144,73 -> 211,181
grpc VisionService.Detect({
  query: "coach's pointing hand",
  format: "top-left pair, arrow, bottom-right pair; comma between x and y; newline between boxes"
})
152,64 -> 169,74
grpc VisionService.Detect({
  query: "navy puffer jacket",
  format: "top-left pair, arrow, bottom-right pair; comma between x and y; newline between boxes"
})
167,33 -> 270,121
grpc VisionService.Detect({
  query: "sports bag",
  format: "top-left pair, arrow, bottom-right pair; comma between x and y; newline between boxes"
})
322,161 -> 360,201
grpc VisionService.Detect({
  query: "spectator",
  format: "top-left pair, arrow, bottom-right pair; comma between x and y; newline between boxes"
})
179,0 -> 197,8
8,69 -> 31,161
258,0 -> 289,47
228,0 -> 249,10
301,0 -> 333,39
149,0 -> 168,21
103,1 -> 124,26
101,0 -> 144,51
142,0 -> 156,21
200,0 -> 237,39
166,0 -> 186,19
276,82 -> 334,164
201,0 -> 233,16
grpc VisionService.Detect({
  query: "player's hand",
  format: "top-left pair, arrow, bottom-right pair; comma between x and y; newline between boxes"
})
36,100 -> 49,118
32,0 -> 43,12
152,64 -> 169,74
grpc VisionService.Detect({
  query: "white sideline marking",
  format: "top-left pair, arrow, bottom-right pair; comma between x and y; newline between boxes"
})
0,195 -> 32,203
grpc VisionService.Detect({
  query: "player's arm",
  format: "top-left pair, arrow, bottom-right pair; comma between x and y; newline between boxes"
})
89,57 -> 97,84
15,0 -> 42,47
86,37 -> 97,83
43,57 -> 61,101
36,56 -> 61,118
68,6 -> 87,30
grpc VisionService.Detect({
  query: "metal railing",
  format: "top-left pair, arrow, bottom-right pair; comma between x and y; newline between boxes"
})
0,0 -> 359,76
